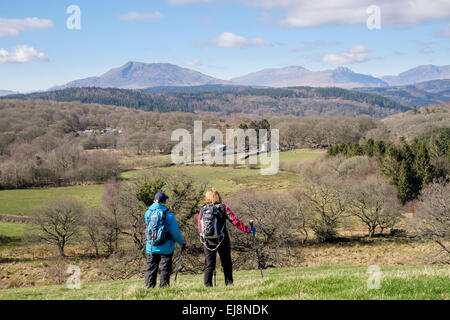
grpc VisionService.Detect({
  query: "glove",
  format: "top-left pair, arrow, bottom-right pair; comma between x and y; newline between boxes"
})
250,227 -> 256,234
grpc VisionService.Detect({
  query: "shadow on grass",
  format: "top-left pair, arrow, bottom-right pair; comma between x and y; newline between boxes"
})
301,235 -> 415,248
0,235 -> 22,247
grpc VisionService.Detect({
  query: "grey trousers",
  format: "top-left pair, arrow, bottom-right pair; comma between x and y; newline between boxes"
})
145,253 -> 173,288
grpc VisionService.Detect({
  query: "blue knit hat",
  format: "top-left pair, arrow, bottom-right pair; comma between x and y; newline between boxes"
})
154,192 -> 169,203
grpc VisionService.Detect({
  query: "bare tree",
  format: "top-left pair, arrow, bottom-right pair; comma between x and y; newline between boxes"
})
227,190 -> 298,270
100,177 -> 124,255
116,182 -> 147,257
346,176 -> 403,237
298,157 -> 351,242
412,180 -> 450,257
289,189 -> 314,244
31,199 -> 84,256
83,209 -> 102,256
299,183 -> 348,242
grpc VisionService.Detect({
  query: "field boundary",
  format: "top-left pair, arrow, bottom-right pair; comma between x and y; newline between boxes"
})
0,214 -> 32,224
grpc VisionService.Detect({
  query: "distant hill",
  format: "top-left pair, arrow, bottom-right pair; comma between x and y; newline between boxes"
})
0,90 -> 17,97
381,65 -> 450,86
51,61 -> 230,90
2,86 -> 407,118
142,84 -> 254,93
382,102 -> 450,141
231,66 -> 388,89
355,79 -> 450,107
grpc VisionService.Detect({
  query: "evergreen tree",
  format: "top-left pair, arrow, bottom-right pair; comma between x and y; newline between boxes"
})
365,138 -> 375,157
415,142 -> 434,188
397,160 -> 415,204
381,144 -> 401,185
374,140 -> 386,157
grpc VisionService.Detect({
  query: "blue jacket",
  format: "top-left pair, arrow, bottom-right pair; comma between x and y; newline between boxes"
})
145,203 -> 185,255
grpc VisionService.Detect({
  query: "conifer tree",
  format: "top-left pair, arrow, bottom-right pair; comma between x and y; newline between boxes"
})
397,160 -> 415,204
415,142 -> 434,188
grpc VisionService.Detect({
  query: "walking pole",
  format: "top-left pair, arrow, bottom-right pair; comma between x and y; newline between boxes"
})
174,246 -> 184,284
249,220 -> 264,279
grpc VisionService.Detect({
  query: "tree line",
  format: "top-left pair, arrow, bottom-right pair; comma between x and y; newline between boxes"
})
327,128 -> 450,203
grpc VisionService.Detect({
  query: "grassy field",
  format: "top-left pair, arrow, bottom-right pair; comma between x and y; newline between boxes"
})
0,185 -> 104,216
0,150 -> 322,216
278,149 -> 324,164
120,149 -> 323,193
0,265 -> 448,300
0,221 -> 27,248
0,221 -> 26,238
121,166 -> 300,193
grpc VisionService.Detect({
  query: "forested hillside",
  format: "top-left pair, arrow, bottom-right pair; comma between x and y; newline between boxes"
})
382,103 -> 450,141
2,86 -> 408,117
355,79 -> 450,107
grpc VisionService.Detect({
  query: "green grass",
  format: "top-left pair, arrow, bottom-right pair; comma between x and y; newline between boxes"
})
0,266 -> 448,300
279,149 -> 324,164
120,166 -> 300,193
120,154 -> 172,169
0,221 -> 27,247
0,221 -> 27,238
119,149 -> 323,193
0,185 -> 104,216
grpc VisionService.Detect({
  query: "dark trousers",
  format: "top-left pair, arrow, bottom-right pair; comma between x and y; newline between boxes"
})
145,253 -> 173,288
203,235 -> 233,287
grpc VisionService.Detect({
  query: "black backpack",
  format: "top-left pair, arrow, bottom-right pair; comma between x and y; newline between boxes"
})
199,204 -> 226,251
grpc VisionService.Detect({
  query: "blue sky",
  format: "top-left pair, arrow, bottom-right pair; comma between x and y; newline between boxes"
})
0,0 -> 449,92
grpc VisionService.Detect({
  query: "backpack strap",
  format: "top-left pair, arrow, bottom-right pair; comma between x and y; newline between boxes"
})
200,233 -> 225,252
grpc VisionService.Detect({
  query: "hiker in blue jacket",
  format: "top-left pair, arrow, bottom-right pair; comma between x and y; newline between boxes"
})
144,192 -> 185,288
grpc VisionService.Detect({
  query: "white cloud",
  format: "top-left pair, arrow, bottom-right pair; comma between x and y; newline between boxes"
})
205,32 -> 271,48
166,0 -> 450,27
0,17 -> 53,37
322,45 -> 371,65
242,0 -> 450,28
119,11 -> 164,21
0,45 -> 48,63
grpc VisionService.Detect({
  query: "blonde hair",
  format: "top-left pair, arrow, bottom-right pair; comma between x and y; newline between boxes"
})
204,188 -> 222,205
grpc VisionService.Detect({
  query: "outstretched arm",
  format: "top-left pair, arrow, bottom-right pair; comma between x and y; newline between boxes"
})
224,205 -> 251,233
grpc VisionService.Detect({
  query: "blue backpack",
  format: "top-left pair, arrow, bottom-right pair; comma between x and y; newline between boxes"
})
146,207 -> 170,247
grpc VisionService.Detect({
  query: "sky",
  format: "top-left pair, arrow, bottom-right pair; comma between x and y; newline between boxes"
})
0,0 -> 449,92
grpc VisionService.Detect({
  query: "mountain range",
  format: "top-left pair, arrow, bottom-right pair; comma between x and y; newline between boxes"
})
230,66 -> 388,89
381,65 -> 450,86
51,61 -> 230,90
0,90 -> 17,97
48,62 -> 450,92
356,79 -> 450,107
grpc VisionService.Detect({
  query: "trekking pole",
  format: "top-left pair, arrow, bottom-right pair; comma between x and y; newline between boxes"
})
249,220 -> 264,279
174,246 -> 184,284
